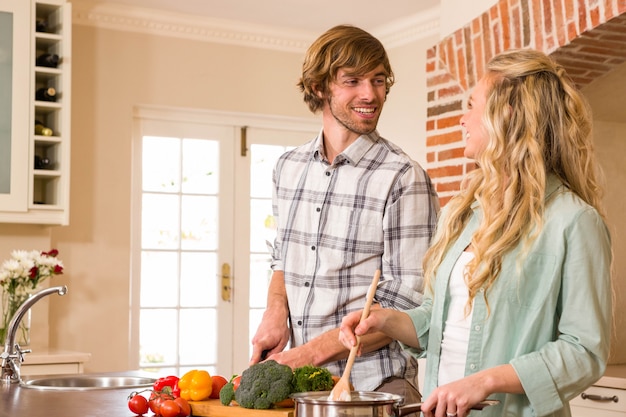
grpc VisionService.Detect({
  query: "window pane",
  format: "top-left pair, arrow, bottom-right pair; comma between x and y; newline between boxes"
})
182,139 -> 219,194
143,136 -> 180,193
250,144 -> 288,198
249,254 -> 272,308
250,198 -> 275,253
180,252 -> 217,307
141,251 -> 178,307
140,309 -> 178,367
181,195 -> 217,250
180,308 -> 216,365
142,194 -> 180,249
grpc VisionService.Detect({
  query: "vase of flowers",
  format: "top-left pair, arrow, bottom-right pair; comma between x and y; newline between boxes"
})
0,249 -> 63,346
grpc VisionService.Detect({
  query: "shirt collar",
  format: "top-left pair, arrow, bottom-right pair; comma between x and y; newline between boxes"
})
311,129 -> 381,166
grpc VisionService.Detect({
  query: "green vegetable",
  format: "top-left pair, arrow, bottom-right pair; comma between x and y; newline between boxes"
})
219,381 -> 235,406
234,360 -> 294,409
292,365 -> 334,393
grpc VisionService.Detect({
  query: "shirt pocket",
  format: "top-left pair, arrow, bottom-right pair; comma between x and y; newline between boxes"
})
328,206 -> 383,253
504,252 -> 557,310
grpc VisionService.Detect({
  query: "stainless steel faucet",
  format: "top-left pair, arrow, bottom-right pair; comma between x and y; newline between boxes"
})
1,285 -> 68,384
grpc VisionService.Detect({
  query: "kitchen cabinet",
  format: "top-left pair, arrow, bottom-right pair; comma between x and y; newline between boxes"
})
20,349 -> 91,376
0,0 -> 71,225
570,364 -> 626,417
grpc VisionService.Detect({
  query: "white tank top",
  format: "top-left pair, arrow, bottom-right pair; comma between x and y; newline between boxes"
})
438,251 -> 475,386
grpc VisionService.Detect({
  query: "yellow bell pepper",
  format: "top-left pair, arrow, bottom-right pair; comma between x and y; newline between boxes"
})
177,370 -> 213,401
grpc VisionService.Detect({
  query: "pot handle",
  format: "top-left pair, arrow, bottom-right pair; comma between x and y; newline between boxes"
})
397,399 -> 499,416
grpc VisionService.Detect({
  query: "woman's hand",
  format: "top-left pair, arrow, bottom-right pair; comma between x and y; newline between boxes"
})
420,364 -> 522,417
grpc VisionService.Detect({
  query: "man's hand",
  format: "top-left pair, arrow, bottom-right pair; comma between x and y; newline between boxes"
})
249,309 -> 291,365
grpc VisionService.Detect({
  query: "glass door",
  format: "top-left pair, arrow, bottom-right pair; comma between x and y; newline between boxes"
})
131,109 -> 318,378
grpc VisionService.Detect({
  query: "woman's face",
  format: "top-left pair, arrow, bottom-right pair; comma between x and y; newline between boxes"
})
460,76 -> 491,160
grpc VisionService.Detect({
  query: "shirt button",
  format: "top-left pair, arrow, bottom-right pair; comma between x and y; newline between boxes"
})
474,325 -> 481,332
297,320 -> 302,326
470,364 -> 476,370
316,207 -> 321,212
304,282 -> 310,287
325,172 -> 330,176
311,246 -> 316,251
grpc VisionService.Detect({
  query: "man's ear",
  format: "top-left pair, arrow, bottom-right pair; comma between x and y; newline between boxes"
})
312,84 -> 324,98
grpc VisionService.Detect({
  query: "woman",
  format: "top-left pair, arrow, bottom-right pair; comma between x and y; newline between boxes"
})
339,49 -> 613,417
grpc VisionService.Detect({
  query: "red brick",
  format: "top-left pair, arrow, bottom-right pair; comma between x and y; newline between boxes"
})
590,5 -> 601,27
437,114 -> 463,129
533,0 -> 544,50
427,164 -> 464,178
426,120 -> 435,131
437,85 -> 464,99
438,146 -> 466,161
436,180 -> 463,193
426,152 -> 436,163
499,0 -> 511,50
426,131 -> 463,147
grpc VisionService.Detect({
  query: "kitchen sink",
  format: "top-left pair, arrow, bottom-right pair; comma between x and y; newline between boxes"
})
21,374 -> 157,391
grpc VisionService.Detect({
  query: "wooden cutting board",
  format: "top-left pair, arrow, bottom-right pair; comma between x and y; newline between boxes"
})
189,399 -> 294,417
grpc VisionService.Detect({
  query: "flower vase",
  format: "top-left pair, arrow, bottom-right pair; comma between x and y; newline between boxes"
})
0,291 -> 31,346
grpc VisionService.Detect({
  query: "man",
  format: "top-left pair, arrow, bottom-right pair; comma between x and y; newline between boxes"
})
250,25 -> 439,401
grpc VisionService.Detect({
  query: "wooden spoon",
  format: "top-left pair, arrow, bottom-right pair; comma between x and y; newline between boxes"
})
329,269 -> 381,401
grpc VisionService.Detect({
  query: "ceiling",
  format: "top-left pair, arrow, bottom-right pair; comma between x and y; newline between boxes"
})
69,0 -> 441,35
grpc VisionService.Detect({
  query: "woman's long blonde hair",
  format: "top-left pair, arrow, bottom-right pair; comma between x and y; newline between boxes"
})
423,49 -> 605,308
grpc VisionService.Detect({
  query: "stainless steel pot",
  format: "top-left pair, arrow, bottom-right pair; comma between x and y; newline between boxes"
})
291,391 -> 499,417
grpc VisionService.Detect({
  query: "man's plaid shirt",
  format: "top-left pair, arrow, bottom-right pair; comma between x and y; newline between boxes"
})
269,129 -> 439,391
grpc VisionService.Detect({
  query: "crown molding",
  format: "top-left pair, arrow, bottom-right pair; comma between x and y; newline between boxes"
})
72,2 -> 440,53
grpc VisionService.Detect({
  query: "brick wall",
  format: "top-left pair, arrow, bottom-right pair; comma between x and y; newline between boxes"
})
426,0 -> 626,205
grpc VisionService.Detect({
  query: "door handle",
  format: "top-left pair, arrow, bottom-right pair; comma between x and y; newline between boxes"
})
221,263 -> 232,302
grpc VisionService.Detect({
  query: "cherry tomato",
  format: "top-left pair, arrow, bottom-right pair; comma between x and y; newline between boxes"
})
128,393 -> 149,415
174,397 -> 192,417
149,392 -> 170,414
160,399 -> 182,417
209,375 -> 229,399
232,375 -> 241,391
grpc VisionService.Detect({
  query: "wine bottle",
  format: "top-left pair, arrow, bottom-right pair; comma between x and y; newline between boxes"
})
34,155 -> 51,169
34,121 -> 53,136
36,18 -> 48,33
35,87 -> 57,102
36,53 -> 59,68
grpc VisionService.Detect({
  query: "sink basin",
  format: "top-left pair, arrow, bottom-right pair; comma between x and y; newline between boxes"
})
21,375 -> 157,391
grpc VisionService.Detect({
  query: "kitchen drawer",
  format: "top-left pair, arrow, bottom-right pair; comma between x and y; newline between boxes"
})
570,385 -> 625,416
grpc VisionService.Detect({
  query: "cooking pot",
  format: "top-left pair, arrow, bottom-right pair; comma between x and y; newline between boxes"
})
291,391 -> 499,417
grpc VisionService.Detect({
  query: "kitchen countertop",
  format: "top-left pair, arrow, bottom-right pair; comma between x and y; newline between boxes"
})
0,371 -> 153,417
0,371 -> 292,417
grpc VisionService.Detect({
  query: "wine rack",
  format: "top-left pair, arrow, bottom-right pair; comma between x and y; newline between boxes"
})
29,0 -> 71,223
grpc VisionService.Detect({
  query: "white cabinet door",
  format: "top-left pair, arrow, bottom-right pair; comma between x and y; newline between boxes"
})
0,0 -> 29,212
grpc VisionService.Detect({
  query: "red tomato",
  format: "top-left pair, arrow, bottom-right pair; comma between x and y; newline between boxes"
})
160,399 -> 182,417
148,392 -> 167,414
209,375 -> 229,399
232,375 -> 241,391
174,397 -> 192,417
128,393 -> 149,415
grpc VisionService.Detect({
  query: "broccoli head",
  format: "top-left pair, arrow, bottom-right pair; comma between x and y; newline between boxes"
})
219,381 -> 236,406
292,365 -> 335,393
234,360 -> 294,409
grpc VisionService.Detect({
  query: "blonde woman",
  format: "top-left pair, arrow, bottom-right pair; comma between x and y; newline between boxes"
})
339,49 -> 612,417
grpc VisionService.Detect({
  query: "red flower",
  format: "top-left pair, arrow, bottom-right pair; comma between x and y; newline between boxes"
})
54,265 -> 63,274
42,249 -> 59,257
29,266 -> 39,279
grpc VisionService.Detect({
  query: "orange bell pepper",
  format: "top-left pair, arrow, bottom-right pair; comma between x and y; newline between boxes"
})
177,370 -> 213,401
